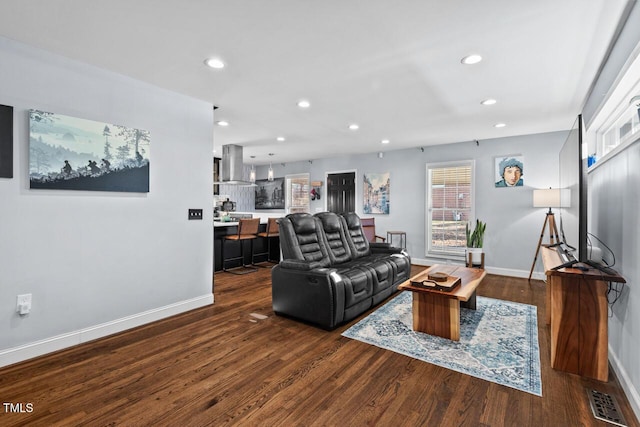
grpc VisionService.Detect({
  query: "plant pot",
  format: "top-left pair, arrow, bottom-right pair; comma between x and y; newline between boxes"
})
466,247 -> 484,267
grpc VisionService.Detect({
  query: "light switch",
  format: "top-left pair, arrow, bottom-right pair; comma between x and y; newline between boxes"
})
188,209 -> 203,220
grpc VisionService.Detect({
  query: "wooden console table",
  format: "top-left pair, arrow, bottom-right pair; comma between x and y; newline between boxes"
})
541,247 -> 626,381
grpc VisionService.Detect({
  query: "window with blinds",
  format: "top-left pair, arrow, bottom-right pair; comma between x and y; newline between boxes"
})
286,173 -> 310,214
426,161 -> 474,257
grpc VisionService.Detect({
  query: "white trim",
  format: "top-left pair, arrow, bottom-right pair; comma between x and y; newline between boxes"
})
411,257 -> 546,280
0,294 -> 214,368
425,251 -> 466,262
609,345 -> 640,422
589,134 -> 640,172
588,37 -> 640,162
586,36 -> 640,131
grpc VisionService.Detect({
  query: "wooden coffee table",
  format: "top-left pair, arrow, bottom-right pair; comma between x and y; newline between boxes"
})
398,264 -> 486,341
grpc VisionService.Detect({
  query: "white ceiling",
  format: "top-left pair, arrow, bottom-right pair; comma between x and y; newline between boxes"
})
0,1 -> 630,165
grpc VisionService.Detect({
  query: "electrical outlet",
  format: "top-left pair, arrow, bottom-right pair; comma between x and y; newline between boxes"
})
16,294 -> 32,315
188,209 -> 203,220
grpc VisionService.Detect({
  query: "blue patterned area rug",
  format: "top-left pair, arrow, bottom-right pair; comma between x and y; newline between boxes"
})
342,292 -> 542,396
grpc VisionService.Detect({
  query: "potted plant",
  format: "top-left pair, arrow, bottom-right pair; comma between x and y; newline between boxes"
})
466,219 -> 486,267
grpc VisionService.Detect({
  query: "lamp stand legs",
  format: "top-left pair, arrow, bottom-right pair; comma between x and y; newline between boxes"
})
529,211 -> 560,281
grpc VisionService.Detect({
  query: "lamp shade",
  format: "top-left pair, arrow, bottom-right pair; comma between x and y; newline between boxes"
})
533,188 -> 570,208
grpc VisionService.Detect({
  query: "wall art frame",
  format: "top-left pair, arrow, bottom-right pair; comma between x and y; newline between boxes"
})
494,155 -> 524,188
255,177 -> 285,209
28,110 -> 150,192
363,172 -> 390,214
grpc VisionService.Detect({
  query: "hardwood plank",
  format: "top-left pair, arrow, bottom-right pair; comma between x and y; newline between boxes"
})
479,386 -> 509,426
0,267 -> 637,427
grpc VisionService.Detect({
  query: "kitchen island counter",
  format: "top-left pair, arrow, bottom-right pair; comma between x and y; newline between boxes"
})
213,212 -> 283,271
213,211 -> 285,227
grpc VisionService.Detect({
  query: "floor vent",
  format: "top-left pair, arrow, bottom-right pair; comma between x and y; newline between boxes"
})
587,389 -> 627,427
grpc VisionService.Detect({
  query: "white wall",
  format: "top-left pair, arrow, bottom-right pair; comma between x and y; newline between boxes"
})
583,1 -> 640,419
0,37 -> 214,366
590,145 -> 640,417
248,131 -> 566,278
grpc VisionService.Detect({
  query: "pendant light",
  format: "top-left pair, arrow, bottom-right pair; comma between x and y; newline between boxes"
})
268,153 -> 274,181
249,164 -> 256,183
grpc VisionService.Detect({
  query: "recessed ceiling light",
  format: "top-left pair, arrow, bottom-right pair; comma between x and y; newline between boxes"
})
276,136 -> 285,142
215,120 -> 229,127
297,99 -> 311,108
494,123 -> 506,128
204,57 -> 225,69
349,123 -> 359,131
481,98 -> 497,105
381,139 -> 390,144
461,54 -> 482,65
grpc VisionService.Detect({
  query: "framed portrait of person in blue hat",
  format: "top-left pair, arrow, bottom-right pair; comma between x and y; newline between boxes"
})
495,155 -> 524,187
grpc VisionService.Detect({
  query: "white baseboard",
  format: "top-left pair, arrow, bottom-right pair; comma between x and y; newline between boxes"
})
411,257 -> 546,281
0,293 -> 214,368
609,346 -> 640,421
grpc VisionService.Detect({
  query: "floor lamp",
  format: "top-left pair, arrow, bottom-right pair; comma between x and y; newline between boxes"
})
528,188 -> 570,281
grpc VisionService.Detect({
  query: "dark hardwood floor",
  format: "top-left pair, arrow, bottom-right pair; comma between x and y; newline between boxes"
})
0,265 -> 637,426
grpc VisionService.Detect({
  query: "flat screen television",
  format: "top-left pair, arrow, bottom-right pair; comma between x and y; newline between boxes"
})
557,114 -> 587,266
557,115 -> 615,274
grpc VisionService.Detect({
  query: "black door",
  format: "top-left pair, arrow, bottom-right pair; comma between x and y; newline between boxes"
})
327,172 -> 355,213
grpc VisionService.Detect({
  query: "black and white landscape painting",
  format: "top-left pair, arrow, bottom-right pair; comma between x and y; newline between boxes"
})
29,110 -> 150,192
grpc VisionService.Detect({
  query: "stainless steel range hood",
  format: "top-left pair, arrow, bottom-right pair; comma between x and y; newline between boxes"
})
214,144 -> 254,185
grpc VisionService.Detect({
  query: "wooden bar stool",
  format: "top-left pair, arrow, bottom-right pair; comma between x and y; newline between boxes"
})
252,217 -> 280,266
221,218 -> 260,274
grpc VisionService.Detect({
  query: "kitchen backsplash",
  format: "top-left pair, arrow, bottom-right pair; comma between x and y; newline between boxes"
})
215,165 -> 254,211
